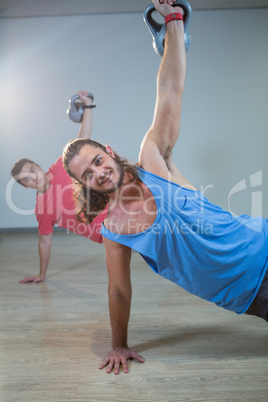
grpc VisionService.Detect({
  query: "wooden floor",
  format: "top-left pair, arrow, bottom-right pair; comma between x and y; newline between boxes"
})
0,232 -> 268,402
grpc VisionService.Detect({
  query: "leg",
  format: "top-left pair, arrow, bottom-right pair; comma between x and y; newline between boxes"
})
245,268 -> 268,322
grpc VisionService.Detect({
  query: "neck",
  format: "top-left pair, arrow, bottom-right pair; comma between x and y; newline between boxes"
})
108,174 -> 141,206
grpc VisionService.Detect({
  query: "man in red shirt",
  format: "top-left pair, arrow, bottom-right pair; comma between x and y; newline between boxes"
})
11,91 -> 107,284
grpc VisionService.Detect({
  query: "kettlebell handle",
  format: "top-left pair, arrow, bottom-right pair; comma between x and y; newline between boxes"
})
70,92 -> 94,108
144,6 -> 163,38
67,92 -> 95,123
145,0 -> 191,28
174,0 -> 191,33
144,0 -> 192,56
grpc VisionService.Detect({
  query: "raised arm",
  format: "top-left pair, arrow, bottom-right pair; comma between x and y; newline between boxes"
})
99,237 -> 144,374
19,233 -> 53,284
77,91 -> 94,139
139,0 -> 187,181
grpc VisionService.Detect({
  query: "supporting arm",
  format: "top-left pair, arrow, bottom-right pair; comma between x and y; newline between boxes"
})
19,233 -> 53,284
99,238 -> 144,374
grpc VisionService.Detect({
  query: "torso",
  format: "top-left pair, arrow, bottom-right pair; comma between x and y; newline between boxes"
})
104,179 -> 157,235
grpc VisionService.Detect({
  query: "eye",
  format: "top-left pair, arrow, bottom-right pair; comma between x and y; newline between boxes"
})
95,157 -> 102,165
24,177 -> 29,183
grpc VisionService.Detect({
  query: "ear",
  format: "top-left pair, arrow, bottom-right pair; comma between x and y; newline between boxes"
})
105,145 -> 115,158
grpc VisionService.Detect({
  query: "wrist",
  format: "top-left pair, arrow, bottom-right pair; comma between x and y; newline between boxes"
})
83,98 -> 93,106
160,5 -> 184,17
112,337 -> 128,349
83,104 -> 96,109
113,345 -> 129,350
165,12 -> 183,25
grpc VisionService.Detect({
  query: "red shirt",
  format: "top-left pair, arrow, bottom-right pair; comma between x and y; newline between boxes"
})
34,157 -> 107,243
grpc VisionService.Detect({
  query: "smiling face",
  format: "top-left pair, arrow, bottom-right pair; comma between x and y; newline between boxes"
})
18,162 -> 48,192
69,144 -> 124,195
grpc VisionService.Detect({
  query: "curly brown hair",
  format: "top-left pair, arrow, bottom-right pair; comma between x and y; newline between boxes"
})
62,138 -> 138,224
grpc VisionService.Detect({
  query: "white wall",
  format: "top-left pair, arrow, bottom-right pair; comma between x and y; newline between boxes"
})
0,8 -> 267,229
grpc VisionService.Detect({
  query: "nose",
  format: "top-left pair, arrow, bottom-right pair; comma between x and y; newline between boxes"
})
33,172 -> 40,183
91,167 -> 104,178
34,171 -> 44,184
27,173 -> 37,183
98,169 -> 106,179
93,168 -> 108,185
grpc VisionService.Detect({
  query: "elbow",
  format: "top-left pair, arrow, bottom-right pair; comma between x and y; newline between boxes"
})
157,87 -> 183,110
39,233 -> 52,247
158,79 -> 184,98
108,285 -> 132,301
155,92 -> 182,121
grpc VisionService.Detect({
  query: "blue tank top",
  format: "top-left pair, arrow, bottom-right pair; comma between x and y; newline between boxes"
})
101,167 -> 268,314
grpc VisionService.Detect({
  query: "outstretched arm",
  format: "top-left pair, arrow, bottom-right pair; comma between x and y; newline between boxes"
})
139,0 -> 193,188
99,238 -> 144,374
77,91 -> 94,139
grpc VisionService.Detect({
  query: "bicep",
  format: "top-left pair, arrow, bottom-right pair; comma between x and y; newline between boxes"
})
139,91 -> 182,178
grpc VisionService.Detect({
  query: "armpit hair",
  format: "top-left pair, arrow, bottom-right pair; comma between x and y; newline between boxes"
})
163,146 -> 173,172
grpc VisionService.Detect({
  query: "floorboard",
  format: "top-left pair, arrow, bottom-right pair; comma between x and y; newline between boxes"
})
0,232 -> 267,401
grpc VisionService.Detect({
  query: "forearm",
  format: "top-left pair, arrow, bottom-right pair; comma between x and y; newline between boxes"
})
78,109 -> 93,139
78,95 -> 94,139
103,239 -> 132,349
157,20 -> 186,94
108,288 -> 132,348
38,234 -> 52,279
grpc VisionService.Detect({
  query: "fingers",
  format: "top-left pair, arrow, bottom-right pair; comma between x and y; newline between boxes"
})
106,360 -> 115,374
153,0 -> 177,15
131,352 -> 145,363
19,277 -> 34,284
99,356 -> 110,370
77,90 -> 89,98
99,357 -> 128,375
122,359 -> 129,374
99,351 -> 144,375
154,0 -> 175,5
77,91 -> 93,106
19,276 -> 42,284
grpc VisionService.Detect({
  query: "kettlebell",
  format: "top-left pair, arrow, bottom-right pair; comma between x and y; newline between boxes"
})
143,0 -> 192,57
66,92 -> 95,123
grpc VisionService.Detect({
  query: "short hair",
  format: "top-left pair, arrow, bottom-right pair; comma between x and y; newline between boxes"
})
10,158 -> 38,186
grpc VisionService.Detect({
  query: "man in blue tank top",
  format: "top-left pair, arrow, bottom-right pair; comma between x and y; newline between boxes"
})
62,0 -> 268,375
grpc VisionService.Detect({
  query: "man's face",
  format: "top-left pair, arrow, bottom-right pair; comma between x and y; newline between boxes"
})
18,163 -> 47,191
69,145 -> 124,194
